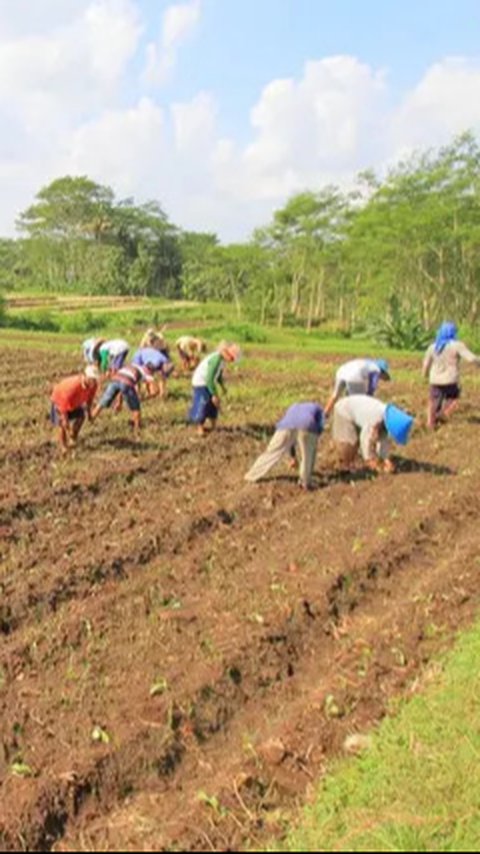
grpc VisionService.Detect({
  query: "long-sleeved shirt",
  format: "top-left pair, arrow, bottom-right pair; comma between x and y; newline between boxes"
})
334,359 -> 381,396
176,336 -> 203,356
82,338 -> 103,364
423,341 -> 480,385
335,395 -> 389,461
276,402 -> 324,434
132,347 -> 171,374
99,340 -> 130,372
112,365 -> 153,388
192,352 -> 224,395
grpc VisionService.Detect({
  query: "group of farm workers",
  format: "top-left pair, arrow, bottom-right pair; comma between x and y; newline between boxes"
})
49,331 -> 237,452
49,321 -> 480,490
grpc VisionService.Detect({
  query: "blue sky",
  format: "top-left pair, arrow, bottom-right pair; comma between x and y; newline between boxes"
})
0,0 -> 479,239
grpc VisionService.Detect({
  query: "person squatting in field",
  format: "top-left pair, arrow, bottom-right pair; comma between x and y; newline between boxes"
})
132,346 -> 174,399
82,338 -> 130,374
245,402 -> 325,490
91,363 -> 156,435
50,366 -> 100,454
332,394 -> 414,473
188,341 -> 241,436
176,335 -> 207,371
324,358 -> 391,417
422,321 -> 480,429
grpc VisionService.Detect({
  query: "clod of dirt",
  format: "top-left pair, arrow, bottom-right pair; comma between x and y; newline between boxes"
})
343,733 -> 373,755
258,737 -> 288,766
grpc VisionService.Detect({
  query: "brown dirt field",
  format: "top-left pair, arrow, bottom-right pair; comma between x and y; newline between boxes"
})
0,344 -> 480,851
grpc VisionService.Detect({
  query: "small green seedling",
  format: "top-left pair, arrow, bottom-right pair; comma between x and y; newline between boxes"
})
11,762 -> 34,778
324,694 -> 342,719
91,726 -> 111,745
150,677 -> 169,697
197,790 -> 229,817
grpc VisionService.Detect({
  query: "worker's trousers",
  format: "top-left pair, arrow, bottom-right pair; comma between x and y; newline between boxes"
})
245,429 -> 318,488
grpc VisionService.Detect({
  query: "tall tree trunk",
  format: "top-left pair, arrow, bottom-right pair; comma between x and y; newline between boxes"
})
306,280 -> 315,332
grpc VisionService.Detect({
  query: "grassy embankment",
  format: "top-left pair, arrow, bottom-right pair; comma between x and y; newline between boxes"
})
272,617 -> 480,852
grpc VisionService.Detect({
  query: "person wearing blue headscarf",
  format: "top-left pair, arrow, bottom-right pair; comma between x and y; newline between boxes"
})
434,322 -> 458,354
423,322 -> 480,428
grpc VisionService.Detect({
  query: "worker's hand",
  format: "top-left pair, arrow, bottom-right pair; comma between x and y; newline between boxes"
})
212,395 -> 220,408
288,457 -> 297,471
366,459 -> 382,473
383,458 -> 396,474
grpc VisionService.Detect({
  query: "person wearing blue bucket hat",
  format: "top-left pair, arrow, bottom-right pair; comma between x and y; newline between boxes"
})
324,357 -> 391,417
333,395 -> 414,473
423,322 -> 480,429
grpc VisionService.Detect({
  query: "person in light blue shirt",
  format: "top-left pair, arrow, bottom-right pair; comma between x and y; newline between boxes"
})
245,402 -> 324,489
131,347 -> 174,398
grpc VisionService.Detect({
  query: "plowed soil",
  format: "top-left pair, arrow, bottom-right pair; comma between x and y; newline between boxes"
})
1,341 -> 479,852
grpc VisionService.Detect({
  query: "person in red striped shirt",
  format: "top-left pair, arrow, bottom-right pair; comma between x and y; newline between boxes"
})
50,366 -> 100,454
91,363 -> 156,435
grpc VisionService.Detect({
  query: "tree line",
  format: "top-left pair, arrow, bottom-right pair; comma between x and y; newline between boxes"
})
2,131 -> 480,334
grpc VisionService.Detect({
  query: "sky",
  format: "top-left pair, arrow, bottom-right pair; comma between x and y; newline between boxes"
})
1,0 -> 480,242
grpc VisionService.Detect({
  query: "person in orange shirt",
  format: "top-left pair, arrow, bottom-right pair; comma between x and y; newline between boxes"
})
50,366 -> 99,454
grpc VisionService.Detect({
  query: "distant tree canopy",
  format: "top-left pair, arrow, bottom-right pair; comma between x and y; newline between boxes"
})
15,176 -> 182,298
5,130 -> 480,330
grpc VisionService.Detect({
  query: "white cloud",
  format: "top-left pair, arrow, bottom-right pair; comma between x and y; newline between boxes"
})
142,0 -> 202,86
390,58 -> 480,152
66,98 -> 165,195
214,56 -> 388,203
1,8 -> 480,245
171,91 -> 216,152
0,0 -> 142,134
84,0 -> 144,89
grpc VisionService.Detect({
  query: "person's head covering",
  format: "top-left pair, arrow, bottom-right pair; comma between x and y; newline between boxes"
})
384,404 -> 414,445
85,365 -> 100,381
434,322 -> 458,354
218,341 -> 242,362
375,359 -> 391,380
141,328 -> 167,350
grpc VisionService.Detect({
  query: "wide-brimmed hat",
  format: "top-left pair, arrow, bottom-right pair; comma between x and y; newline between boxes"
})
218,341 -> 242,362
385,404 -> 414,445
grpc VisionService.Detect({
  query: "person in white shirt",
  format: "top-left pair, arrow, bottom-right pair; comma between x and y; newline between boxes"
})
422,322 -> 480,428
98,339 -> 130,373
332,395 -> 414,473
189,342 -> 241,435
82,337 -> 105,366
324,358 -> 391,416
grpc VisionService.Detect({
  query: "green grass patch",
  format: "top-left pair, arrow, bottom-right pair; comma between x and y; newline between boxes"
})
273,619 -> 480,852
